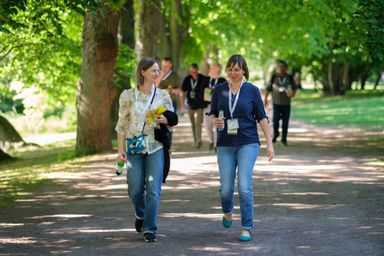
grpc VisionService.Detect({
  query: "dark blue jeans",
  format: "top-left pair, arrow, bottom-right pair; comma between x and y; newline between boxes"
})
272,104 -> 291,142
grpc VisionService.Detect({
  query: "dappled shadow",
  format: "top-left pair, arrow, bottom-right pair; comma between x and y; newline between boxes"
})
1,116 -> 383,255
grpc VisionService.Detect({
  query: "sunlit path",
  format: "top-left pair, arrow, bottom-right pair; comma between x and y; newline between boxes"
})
0,114 -> 383,255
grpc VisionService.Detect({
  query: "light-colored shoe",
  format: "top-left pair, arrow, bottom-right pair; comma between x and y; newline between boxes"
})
238,230 -> 251,242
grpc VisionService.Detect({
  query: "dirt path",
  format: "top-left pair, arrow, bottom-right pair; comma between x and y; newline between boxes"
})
1,114 -> 383,256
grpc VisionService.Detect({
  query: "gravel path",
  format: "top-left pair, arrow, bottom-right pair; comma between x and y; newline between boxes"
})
1,114 -> 383,256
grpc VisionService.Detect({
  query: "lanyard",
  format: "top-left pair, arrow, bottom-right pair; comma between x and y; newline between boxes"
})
228,80 -> 245,119
162,70 -> 172,81
278,76 -> 287,86
209,77 -> 219,88
190,77 -> 198,90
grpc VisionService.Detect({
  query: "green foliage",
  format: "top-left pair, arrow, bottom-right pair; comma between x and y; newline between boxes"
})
0,1 -> 90,116
114,44 -> 136,87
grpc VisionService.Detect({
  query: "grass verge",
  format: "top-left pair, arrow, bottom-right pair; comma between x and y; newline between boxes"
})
292,89 -> 384,127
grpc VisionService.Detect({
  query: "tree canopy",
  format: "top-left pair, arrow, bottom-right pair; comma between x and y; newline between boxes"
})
1,0 -> 383,155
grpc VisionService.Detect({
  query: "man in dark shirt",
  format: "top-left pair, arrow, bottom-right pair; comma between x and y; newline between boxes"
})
265,60 -> 298,146
181,63 -> 207,149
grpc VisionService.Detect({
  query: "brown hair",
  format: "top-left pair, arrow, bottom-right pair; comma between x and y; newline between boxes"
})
225,54 -> 249,80
136,57 -> 158,86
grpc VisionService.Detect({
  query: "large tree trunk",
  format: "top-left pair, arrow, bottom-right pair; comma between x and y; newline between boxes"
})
76,3 -> 120,154
110,0 -> 135,139
168,0 -> 190,72
137,0 -> 162,59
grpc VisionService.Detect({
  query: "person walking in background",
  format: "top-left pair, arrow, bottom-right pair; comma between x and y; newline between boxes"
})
203,63 -> 226,150
209,54 -> 275,242
181,63 -> 207,149
156,57 -> 181,149
156,57 -> 181,112
115,57 -> 177,243
264,60 -> 298,146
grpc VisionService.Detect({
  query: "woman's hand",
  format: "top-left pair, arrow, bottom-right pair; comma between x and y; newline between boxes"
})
118,151 -> 126,162
266,143 -> 275,161
154,114 -> 168,124
214,118 -> 225,129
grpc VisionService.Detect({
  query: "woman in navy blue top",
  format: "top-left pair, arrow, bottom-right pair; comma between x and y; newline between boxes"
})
209,54 -> 275,242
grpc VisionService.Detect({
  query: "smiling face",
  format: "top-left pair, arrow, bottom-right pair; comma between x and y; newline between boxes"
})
162,60 -> 172,73
226,63 -> 244,84
141,63 -> 160,84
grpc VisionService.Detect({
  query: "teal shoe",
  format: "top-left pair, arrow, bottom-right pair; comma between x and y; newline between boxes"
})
238,235 -> 251,242
222,217 -> 233,228
239,230 -> 251,242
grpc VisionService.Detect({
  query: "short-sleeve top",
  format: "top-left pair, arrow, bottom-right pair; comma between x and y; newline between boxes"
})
181,74 -> 207,109
209,81 -> 268,147
158,70 -> 181,101
266,73 -> 298,105
115,85 -> 174,154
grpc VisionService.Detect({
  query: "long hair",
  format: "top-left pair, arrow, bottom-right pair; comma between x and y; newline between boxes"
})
136,57 -> 158,86
225,54 -> 249,80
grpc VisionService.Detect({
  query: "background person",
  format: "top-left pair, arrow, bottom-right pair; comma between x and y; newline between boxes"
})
203,63 -> 226,150
181,63 -> 207,149
264,60 -> 298,146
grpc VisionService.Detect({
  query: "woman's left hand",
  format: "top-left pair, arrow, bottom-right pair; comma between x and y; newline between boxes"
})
266,143 -> 275,161
154,114 -> 168,124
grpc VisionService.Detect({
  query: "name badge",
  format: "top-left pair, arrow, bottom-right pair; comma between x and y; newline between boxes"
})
227,119 -> 239,135
190,91 -> 196,99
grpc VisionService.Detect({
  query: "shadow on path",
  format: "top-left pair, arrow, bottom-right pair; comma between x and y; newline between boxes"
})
0,116 -> 383,256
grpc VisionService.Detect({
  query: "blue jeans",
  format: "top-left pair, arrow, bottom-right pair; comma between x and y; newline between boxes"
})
216,143 -> 260,230
126,148 -> 164,234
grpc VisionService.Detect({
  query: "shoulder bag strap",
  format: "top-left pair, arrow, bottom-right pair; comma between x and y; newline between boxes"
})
141,87 -> 157,133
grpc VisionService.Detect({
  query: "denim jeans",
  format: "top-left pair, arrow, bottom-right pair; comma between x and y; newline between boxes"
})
216,143 -> 260,230
126,148 -> 164,234
272,104 -> 291,142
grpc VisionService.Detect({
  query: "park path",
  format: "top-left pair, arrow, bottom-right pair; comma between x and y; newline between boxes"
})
1,111 -> 383,256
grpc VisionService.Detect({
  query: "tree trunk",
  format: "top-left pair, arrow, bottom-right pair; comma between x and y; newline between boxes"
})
137,0 -> 162,59
110,0 -> 135,139
76,3 -> 120,154
0,114 -> 24,159
374,71 -> 382,90
0,149 -> 12,160
340,63 -> 349,94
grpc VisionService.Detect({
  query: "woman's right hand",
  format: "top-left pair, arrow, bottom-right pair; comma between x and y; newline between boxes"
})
117,151 -> 127,162
214,118 -> 225,129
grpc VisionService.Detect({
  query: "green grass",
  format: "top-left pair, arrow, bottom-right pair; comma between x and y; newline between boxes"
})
292,89 -> 384,127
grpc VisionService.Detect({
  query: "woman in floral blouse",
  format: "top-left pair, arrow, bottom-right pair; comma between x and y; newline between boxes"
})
115,57 -> 175,243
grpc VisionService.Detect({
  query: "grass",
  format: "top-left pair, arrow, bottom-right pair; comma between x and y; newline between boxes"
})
292,89 -> 384,127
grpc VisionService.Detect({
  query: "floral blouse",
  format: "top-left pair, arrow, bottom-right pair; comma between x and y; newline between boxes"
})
115,85 -> 174,154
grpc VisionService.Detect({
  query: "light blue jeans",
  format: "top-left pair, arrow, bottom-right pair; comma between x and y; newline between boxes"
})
216,143 -> 260,230
126,148 -> 164,234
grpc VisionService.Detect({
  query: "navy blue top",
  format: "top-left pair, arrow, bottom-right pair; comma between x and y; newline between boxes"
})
209,81 -> 268,147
